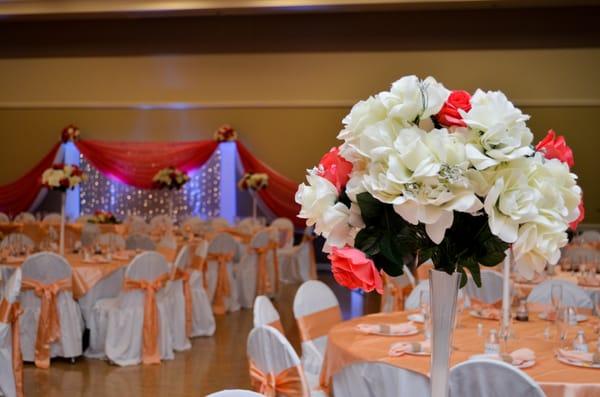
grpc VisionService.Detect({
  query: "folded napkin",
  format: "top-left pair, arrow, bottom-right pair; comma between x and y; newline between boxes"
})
356,322 -> 417,336
558,349 -> 600,365
389,340 -> 431,356
501,348 -> 536,366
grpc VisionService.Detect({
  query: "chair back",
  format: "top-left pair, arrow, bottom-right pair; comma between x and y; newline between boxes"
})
464,270 -> 505,304
528,279 -> 593,309
449,358 -> 545,397
21,252 -> 72,284
173,245 -> 190,271
405,281 -> 430,310
293,280 -> 340,320
211,217 -> 229,229
3,268 -> 22,304
126,234 -> 156,251
253,295 -> 282,329
14,212 -> 35,224
271,218 -> 294,248
207,391 -> 264,397
238,217 -> 259,229
182,217 -> 204,235
150,214 -> 172,229
81,222 -> 100,246
0,212 -> 9,223
208,233 -> 238,255
573,230 -> 600,243
250,230 -> 271,250
120,252 -> 170,306
95,233 -> 126,250
42,213 -> 61,225
333,362 -> 430,397
247,326 -> 310,393
127,219 -> 150,235
0,233 -> 34,251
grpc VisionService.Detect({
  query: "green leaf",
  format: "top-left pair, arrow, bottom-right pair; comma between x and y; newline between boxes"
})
379,232 -> 404,267
354,226 -> 381,256
373,252 -> 404,276
356,192 -> 383,224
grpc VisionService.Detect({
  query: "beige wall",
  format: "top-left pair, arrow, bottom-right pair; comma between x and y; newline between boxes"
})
0,8 -> 598,222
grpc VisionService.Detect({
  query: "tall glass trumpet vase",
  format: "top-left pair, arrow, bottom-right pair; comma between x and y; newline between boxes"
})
59,191 -> 66,256
500,248 -> 513,347
429,269 -> 461,397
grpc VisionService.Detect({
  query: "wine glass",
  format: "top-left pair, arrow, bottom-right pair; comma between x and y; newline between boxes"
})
557,307 -> 570,348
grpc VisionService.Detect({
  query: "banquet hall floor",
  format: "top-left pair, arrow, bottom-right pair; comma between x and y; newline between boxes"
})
22,273 -> 380,396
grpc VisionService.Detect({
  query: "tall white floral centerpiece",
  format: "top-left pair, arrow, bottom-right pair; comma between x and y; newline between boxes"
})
152,167 -> 190,223
238,172 -> 269,219
295,75 -> 583,397
42,164 -> 85,255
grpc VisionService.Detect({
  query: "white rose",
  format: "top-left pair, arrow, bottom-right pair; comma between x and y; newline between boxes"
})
295,170 -> 339,227
319,202 -> 353,252
512,221 -> 568,279
461,89 -> 533,169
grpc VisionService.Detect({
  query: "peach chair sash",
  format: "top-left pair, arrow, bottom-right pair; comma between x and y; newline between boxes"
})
267,319 -> 285,334
21,276 -> 71,369
381,274 -> 412,312
253,246 -> 273,296
297,306 -> 342,341
206,252 -> 234,315
267,241 -> 281,293
0,299 -> 24,397
172,268 -> 193,337
302,234 -> 317,280
123,273 -> 170,365
249,360 -> 309,397
416,261 -> 433,281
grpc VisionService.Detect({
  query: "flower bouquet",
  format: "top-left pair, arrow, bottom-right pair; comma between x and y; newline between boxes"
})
61,124 -> 80,143
214,124 -> 238,142
152,167 -> 190,190
42,163 -> 86,256
88,210 -> 121,225
239,172 -> 269,218
295,75 -> 583,397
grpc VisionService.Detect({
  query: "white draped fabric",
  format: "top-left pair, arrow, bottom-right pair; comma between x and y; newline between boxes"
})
206,233 -> 241,313
237,231 -> 271,309
0,268 -> 21,397
527,279 -> 593,309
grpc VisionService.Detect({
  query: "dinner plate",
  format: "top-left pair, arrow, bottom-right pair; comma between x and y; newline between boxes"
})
405,350 -> 430,356
556,355 -> 600,369
538,313 -> 587,322
469,354 -> 535,369
369,328 -> 419,337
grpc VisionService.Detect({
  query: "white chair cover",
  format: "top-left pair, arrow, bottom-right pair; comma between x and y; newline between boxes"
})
127,219 -> 150,235
293,280 -> 340,377
13,213 -> 35,224
150,215 -> 172,231
78,267 -> 125,327
238,217 -> 260,230
126,234 -> 156,251
449,358 -> 545,397
0,268 -> 21,397
562,247 -> 600,271
188,240 -> 216,337
333,361 -> 430,397
19,253 -> 83,363
182,216 -> 205,235
527,279 -> 593,309
405,280 -> 465,310
86,252 -> 174,365
253,295 -> 281,329
0,234 -> 34,251
80,223 -> 100,247
238,231 -> 271,308
206,233 -> 240,313
271,218 -> 294,249
207,391 -> 265,397
573,230 -> 600,243
211,217 -> 229,229
0,213 -> 10,223
380,266 -> 415,313
95,233 -> 126,251
166,246 -> 191,351
42,213 -> 61,225
464,270 -> 505,304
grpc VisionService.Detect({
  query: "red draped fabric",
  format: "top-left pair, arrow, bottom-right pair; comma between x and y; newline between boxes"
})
76,139 -> 219,189
235,141 -> 302,227
0,143 -> 61,216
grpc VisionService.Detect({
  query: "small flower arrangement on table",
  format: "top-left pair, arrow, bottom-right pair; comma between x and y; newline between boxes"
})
238,172 -> 269,191
42,164 -> 85,191
88,210 -> 121,225
214,124 -> 238,142
152,167 -> 190,190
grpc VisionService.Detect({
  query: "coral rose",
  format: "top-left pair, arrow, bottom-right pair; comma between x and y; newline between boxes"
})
328,247 -> 383,294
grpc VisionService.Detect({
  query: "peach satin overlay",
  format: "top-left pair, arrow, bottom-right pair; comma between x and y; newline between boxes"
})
267,319 -> 285,334
0,299 -> 24,397
297,306 -> 342,342
21,277 -> 72,369
321,311 -> 600,396
249,361 -> 310,397
381,274 -> 412,312
267,241 -> 281,293
172,267 -> 193,337
123,273 -> 170,365
254,246 -> 272,296
206,252 -> 234,315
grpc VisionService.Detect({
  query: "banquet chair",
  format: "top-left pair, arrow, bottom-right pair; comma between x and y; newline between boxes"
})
573,230 -> 600,244
0,234 -> 34,251
238,230 -> 273,308
449,358 -> 545,397
42,213 -> 61,225
95,233 -> 126,251
0,268 -> 21,397
271,218 -> 294,249
181,216 -> 204,235
150,215 -> 172,231
253,295 -> 284,334
561,247 -> 600,271
206,233 -> 241,315
293,280 -> 342,378
125,216 -> 150,235
81,222 -> 100,247
333,362 -> 430,397
157,234 -> 178,263
187,239 -> 216,337
464,270 -> 505,305
19,252 -> 83,367
126,234 -> 156,251
87,252 -> 175,365
238,217 -> 259,230
207,390 -> 264,397
210,217 -> 229,230
166,246 -> 192,351
405,280 -> 465,310
0,213 -> 9,223
380,266 -> 415,312
527,280 -> 593,310
13,213 -> 35,224
247,325 -> 326,396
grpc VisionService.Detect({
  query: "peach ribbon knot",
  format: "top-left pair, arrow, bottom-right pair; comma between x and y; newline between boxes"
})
206,252 -> 234,315
249,361 -> 309,397
21,277 -> 71,369
172,267 -> 193,337
123,273 -> 170,365
0,299 -> 24,397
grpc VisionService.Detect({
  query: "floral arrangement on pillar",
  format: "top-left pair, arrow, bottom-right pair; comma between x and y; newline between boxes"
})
88,210 -> 121,225
295,75 -> 583,397
238,172 -> 269,218
152,167 -> 190,190
214,124 -> 238,142
61,124 -> 81,143
42,164 -> 86,256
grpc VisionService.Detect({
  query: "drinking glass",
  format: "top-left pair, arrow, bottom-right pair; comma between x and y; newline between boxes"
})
557,307 -> 570,348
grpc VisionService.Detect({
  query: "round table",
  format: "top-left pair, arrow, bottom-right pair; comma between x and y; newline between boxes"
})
321,311 -> 600,397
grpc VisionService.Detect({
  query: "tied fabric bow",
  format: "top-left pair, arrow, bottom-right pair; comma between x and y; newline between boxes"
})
123,273 -> 170,365
0,299 -> 24,397
206,252 -> 234,315
172,267 -> 192,337
21,277 -> 71,369
249,361 -> 309,397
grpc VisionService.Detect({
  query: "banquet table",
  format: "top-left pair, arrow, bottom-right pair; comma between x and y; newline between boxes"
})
321,311 -> 600,397
514,268 -> 600,297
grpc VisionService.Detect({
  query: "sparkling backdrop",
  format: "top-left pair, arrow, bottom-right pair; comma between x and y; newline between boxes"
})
80,149 -> 222,222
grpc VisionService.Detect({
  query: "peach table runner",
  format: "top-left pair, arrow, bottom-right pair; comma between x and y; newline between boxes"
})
321,311 -> 600,397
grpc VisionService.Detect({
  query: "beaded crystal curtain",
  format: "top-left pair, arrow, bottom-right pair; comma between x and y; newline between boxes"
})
79,149 -> 221,221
